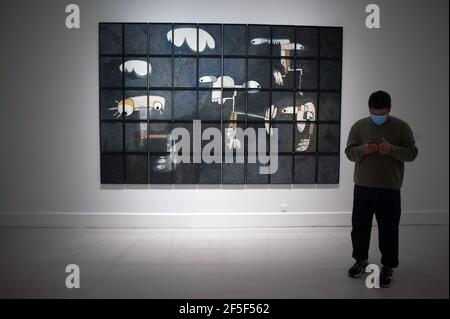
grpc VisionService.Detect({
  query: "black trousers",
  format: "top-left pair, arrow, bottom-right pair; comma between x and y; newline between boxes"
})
351,184 -> 402,268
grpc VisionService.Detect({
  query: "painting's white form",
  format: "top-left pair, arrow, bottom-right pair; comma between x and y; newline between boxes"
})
282,102 -> 315,123
119,60 -> 151,77
109,95 -> 166,118
154,141 -> 176,171
251,36 -> 314,150
199,75 -> 261,104
281,102 -> 316,151
168,28 -> 215,52
251,38 -> 304,55
251,38 -> 305,88
264,105 -> 278,136
199,75 -> 262,150
225,126 -> 241,150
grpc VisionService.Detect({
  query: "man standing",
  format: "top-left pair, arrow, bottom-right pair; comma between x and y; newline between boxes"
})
345,91 -> 418,287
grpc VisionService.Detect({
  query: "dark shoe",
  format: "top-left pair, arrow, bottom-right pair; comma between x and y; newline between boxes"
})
348,260 -> 369,278
380,266 -> 393,288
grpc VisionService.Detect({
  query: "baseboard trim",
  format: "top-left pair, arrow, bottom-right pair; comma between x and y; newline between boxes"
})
0,211 -> 448,228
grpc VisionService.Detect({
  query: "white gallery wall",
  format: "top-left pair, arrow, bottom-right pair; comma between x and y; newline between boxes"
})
0,0 -> 448,226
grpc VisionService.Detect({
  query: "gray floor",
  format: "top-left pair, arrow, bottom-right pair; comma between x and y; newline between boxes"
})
0,226 -> 448,299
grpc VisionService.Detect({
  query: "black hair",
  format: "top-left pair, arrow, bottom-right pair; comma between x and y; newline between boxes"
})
368,90 -> 391,110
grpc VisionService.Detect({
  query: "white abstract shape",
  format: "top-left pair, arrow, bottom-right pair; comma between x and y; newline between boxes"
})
168,28 -> 215,52
264,105 -> 278,134
199,29 -> 216,52
154,155 -> 173,172
302,102 -> 316,121
199,75 -> 217,83
272,38 -> 291,45
244,80 -> 261,93
109,95 -> 165,118
282,102 -> 315,120
274,102 -> 313,150
222,76 -> 235,88
282,102 -> 315,152
306,111 -> 314,120
201,75 -> 250,90
149,96 -> 166,113
251,38 -> 304,50
273,71 -> 283,85
271,105 -> 278,119
211,90 -> 221,103
175,28 -> 197,50
153,101 -> 163,112
265,122 -> 270,135
119,60 -> 151,77
296,43 -> 305,51
251,38 -> 270,45
246,80 -> 261,89
201,76 -> 260,105
225,128 -> 241,150
128,95 -> 147,108
297,122 -> 306,133
273,39 -> 304,52
296,138 -> 310,152
227,138 -> 241,150
201,76 -> 235,103
122,103 -> 134,116
281,106 -> 295,114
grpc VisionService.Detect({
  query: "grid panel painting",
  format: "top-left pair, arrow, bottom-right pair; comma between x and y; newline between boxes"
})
99,23 -> 342,184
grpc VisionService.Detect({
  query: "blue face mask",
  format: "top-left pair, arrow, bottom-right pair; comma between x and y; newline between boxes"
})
371,114 -> 388,126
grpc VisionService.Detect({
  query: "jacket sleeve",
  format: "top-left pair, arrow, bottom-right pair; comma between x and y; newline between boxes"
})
345,124 -> 366,162
390,122 -> 418,162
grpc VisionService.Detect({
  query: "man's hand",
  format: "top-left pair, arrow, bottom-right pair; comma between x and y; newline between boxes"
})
363,142 -> 379,155
378,137 -> 392,155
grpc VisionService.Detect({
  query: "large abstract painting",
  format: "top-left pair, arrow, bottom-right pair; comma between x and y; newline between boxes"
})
99,23 -> 342,184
